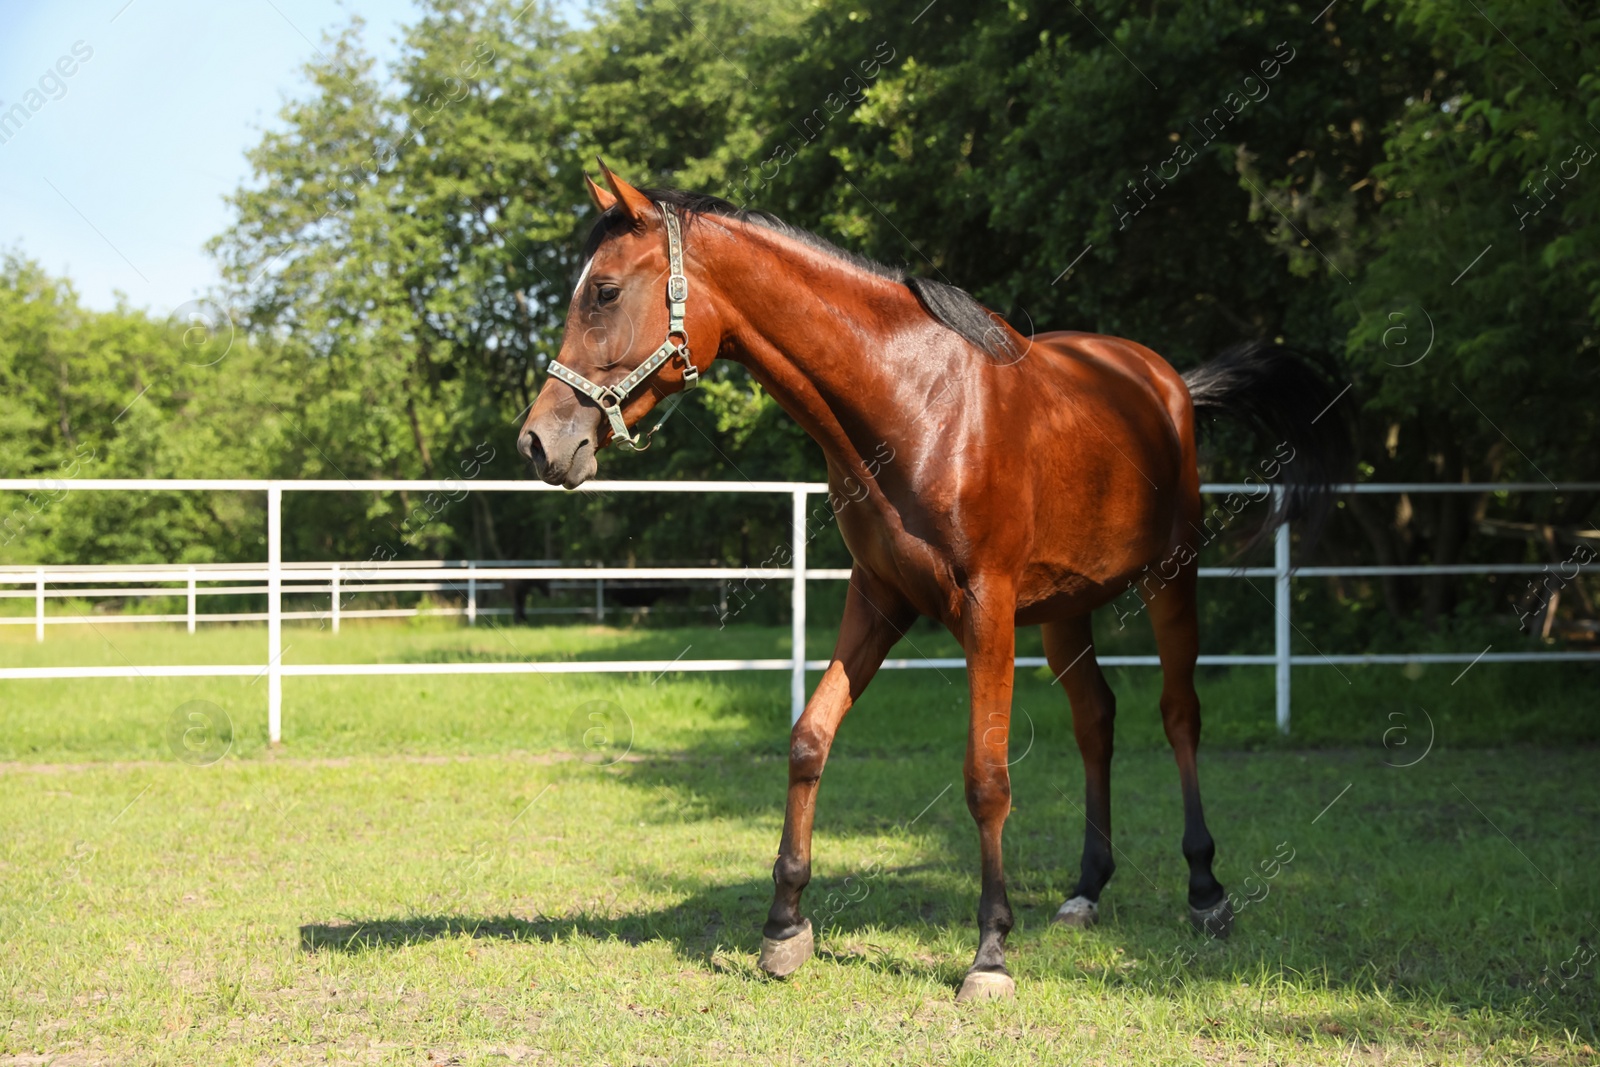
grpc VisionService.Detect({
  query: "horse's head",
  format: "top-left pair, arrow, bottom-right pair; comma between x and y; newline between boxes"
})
518,162 -> 715,487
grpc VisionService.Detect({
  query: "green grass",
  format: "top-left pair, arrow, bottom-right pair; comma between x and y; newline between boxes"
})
2,620 -> 1598,1064
3,616 -> 1596,761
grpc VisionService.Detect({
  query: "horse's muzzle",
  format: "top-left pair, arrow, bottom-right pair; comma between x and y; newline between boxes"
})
520,424 -> 597,489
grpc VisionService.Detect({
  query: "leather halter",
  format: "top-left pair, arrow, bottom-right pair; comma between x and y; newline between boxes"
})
548,202 -> 698,451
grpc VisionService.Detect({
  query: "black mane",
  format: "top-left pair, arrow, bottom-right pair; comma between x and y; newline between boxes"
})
580,187 -> 1018,361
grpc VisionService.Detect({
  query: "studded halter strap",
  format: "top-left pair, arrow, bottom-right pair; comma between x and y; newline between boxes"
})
547,202 -> 698,451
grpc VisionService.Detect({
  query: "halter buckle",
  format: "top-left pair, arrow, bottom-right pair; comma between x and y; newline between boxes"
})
594,392 -> 637,448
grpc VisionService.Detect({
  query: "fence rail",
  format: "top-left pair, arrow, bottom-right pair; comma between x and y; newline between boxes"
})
0,559 -> 729,629
3,478 -> 1598,738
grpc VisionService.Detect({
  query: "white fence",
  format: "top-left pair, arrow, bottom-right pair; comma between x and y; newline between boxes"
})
0,559 -> 717,630
2,478 -> 1597,738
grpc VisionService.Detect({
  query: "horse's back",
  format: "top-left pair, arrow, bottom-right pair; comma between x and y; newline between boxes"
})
1029,330 -> 1195,442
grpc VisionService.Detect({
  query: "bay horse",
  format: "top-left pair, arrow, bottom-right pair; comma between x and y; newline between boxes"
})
518,163 -> 1349,1002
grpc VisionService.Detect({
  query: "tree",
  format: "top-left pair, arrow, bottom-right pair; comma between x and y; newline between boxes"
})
0,253 -> 293,566
745,0 -> 1598,623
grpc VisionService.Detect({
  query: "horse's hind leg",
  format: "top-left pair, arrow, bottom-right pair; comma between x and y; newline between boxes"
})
758,566 -> 911,978
1147,568 -> 1231,936
1042,616 -> 1117,928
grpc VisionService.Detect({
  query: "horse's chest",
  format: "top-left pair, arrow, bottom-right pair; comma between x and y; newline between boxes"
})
831,482 -> 964,619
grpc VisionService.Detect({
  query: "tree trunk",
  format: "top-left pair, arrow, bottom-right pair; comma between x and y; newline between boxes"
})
1347,494 -> 1407,620
472,493 -> 505,560
56,353 -> 77,446
405,394 -> 435,476
1421,490 -> 1476,628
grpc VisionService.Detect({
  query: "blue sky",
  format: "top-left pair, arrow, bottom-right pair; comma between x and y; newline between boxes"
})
0,0 -> 425,315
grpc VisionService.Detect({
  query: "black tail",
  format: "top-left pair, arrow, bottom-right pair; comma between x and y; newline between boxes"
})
1183,341 -> 1354,552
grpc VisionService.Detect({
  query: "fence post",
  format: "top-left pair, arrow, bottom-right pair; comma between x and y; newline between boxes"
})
791,488 -> 807,725
596,577 -> 605,623
35,567 -> 44,643
467,561 -> 477,626
1274,485 -> 1291,735
268,486 -> 283,746
186,567 -> 197,634
330,563 -> 340,635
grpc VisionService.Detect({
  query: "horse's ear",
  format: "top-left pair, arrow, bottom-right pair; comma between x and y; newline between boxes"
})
583,172 -> 617,214
596,158 -> 654,228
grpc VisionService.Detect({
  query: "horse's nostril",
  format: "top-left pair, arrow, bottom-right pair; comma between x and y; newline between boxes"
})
518,428 -> 545,471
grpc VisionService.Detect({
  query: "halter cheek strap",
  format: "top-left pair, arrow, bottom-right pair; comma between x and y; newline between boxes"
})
548,202 -> 699,451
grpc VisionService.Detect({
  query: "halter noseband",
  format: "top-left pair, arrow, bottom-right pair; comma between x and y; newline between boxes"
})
548,202 -> 699,451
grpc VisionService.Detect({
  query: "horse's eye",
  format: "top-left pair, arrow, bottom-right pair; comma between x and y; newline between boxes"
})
596,284 -> 621,305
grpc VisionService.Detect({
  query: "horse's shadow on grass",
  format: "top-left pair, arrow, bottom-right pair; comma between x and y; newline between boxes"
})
298,869 -> 743,951
298,869 -> 963,983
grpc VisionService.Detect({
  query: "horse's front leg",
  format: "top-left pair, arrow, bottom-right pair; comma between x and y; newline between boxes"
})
957,585 -> 1020,1002
759,567 -> 910,978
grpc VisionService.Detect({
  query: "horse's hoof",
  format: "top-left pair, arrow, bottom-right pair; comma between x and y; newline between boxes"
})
956,969 -> 1016,1003
758,919 -> 813,978
1052,895 -> 1099,928
1189,897 -> 1234,939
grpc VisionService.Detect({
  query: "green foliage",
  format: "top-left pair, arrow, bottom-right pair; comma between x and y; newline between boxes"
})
0,254 -> 294,564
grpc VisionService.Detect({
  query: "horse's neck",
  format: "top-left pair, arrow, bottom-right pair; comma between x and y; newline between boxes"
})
705,223 -> 959,478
